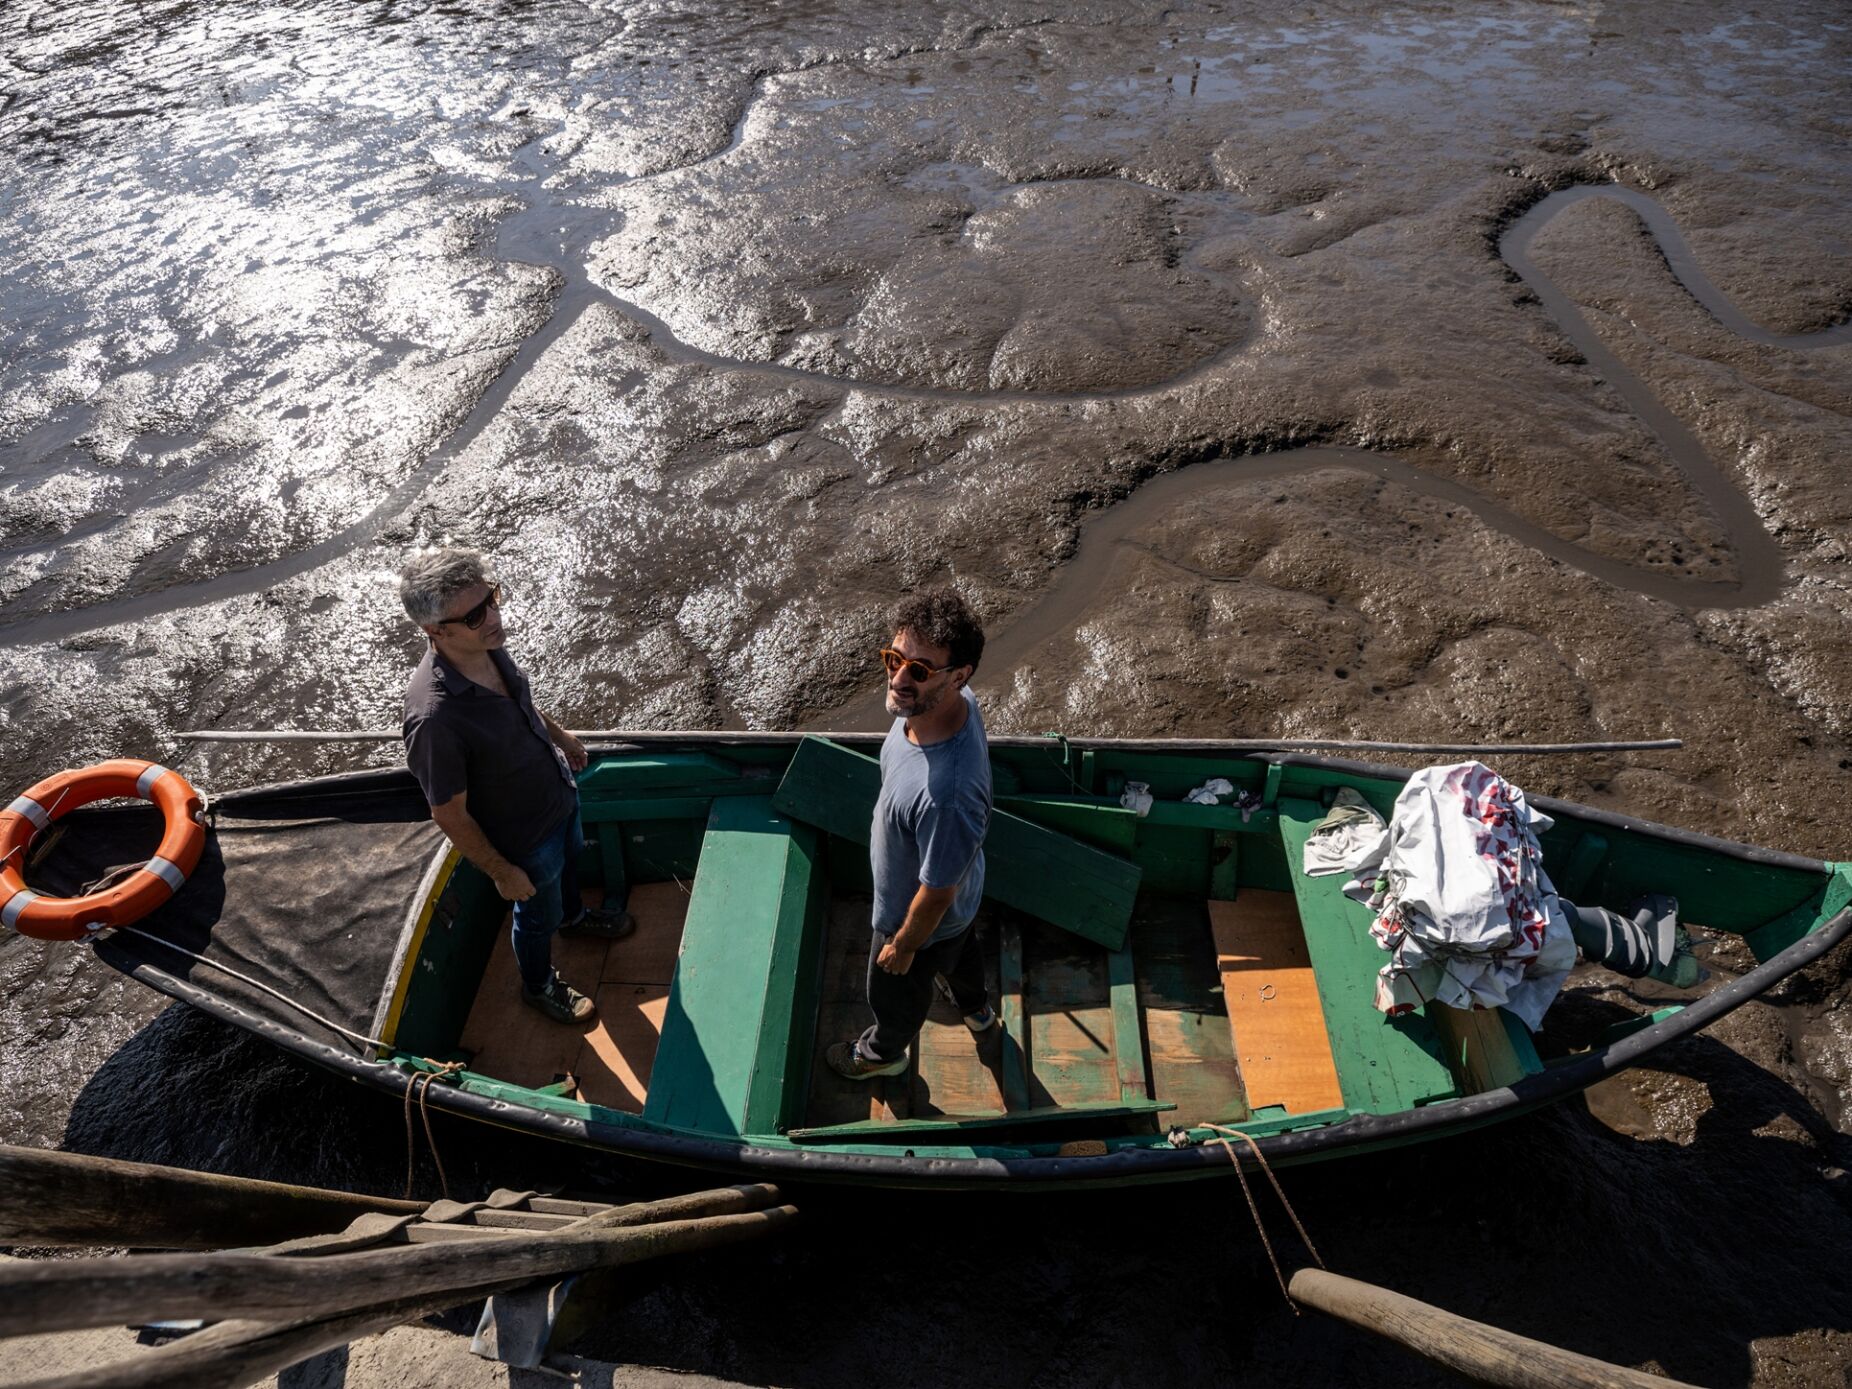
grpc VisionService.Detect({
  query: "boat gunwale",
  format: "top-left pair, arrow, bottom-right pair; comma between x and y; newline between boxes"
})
200,740 -> 1831,875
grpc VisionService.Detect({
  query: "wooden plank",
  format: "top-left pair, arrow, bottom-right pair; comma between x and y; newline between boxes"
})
1274,799 -> 1458,1113
1209,893 -> 1345,1115
788,1097 -> 1175,1142
1210,830 -> 1240,900
773,736 -> 1141,950
642,797 -> 821,1137
998,914 -> 1031,1112
1144,1007 -> 1248,1128
1107,942 -> 1150,1102
577,752 -> 745,794
1554,830 -> 1609,901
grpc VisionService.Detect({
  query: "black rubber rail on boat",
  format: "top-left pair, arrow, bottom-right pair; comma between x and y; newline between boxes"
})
175,728 -> 1682,755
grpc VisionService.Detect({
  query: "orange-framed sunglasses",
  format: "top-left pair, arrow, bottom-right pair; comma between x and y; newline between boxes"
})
880,648 -> 960,682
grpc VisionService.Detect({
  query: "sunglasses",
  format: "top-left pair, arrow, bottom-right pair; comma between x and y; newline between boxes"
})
880,648 -> 960,682
438,585 -> 502,630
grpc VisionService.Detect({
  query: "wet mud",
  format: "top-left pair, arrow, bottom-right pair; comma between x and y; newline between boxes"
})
3,1 -> 1851,1383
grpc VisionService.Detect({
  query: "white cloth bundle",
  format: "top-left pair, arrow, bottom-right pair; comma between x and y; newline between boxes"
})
1343,762 -> 1576,1031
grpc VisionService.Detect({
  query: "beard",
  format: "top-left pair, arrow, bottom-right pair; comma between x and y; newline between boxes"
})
886,679 -> 949,718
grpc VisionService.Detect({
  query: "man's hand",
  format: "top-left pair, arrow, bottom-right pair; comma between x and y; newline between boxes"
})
555,729 -> 588,772
492,865 -> 537,902
876,938 -> 916,975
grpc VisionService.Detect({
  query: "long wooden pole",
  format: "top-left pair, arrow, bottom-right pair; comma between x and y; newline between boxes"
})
0,1203 -> 797,1338
0,1145 -> 424,1250
1288,1268 -> 1700,1389
175,727 -> 1681,755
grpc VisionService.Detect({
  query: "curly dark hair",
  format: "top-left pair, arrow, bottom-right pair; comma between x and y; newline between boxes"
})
892,587 -> 985,672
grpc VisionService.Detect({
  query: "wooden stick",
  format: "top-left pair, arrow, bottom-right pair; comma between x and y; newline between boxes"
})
1288,1268 -> 1700,1389
0,1204 -> 797,1338
15,1204 -> 798,1389
0,1145 -> 424,1251
176,727 -> 1681,755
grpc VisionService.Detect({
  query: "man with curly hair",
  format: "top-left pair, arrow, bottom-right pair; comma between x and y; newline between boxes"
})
827,587 -> 998,1080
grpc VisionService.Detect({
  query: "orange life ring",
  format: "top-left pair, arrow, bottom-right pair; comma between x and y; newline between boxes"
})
0,759 -> 205,942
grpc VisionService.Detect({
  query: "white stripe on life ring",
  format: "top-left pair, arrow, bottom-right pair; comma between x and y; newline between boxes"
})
146,857 -> 186,892
2,888 -> 39,930
6,797 -> 50,831
135,765 -> 170,798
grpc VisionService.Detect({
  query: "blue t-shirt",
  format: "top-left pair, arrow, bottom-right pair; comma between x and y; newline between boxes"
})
870,688 -> 991,945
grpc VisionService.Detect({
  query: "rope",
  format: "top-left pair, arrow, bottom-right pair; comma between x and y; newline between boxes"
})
1202,1124 -> 1326,1311
402,1061 -> 466,1201
112,925 -> 392,1052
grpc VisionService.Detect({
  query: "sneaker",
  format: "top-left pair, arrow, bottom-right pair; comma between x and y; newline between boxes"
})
825,1040 -> 909,1080
934,974 -> 999,1033
962,1004 -> 1001,1035
560,906 -> 637,941
522,973 -> 596,1024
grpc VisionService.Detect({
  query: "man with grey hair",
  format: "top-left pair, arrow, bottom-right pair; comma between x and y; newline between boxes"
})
400,547 -> 632,1025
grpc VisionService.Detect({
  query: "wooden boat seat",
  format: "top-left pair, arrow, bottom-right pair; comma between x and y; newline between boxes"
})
773,736 -> 1142,950
1273,798 -> 1459,1112
642,796 -> 824,1137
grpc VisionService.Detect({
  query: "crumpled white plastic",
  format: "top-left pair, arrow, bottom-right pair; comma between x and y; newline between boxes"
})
1343,761 -> 1576,1030
1119,781 -> 1154,817
1185,777 -> 1234,805
1301,787 -> 1386,877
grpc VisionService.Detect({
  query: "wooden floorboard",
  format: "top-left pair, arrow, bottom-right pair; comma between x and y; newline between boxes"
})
458,882 -> 688,1111
1210,890 -> 1345,1115
1135,898 -> 1247,1127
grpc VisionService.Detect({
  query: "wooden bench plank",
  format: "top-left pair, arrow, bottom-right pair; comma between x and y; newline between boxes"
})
1209,892 -> 1345,1116
788,1097 -> 1176,1142
998,915 -> 1031,1113
1107,943 -> 1150,1102
772,736 -> 1141,950
642,797 -> 822,1137
1274,798 -> 1458,1113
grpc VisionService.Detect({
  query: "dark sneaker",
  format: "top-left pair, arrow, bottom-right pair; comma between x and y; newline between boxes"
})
560,906 -> 637,942
522,973 -> 596,1024
963,1004 -> 1001,1035
825,1040 -> 909,1080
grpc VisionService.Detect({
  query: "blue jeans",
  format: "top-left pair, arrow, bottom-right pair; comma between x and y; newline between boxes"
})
510,800 -> 585,992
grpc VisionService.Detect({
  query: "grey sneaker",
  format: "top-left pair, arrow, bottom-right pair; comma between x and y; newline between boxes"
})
560,906 -> 637,941
522,973 -> 596,1024
825,1040 -> 909,1080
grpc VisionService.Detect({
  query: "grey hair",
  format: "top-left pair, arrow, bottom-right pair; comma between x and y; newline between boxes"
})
399,547 -> 494,626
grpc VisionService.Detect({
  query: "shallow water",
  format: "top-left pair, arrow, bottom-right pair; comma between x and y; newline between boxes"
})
3,1 -> 1852,1382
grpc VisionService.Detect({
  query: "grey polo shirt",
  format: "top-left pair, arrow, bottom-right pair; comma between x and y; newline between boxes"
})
403,646 -> 577,860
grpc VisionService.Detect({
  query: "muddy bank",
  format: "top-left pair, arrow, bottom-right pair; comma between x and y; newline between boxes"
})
3,0 -> 1851,1383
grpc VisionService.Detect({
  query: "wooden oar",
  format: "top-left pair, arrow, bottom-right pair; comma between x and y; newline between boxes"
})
0,1144 -> 423,1250
176,726 -> 1681,755
1289,1268 -> 1700,1389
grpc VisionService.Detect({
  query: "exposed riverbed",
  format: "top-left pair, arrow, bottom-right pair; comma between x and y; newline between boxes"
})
3,1 -> 1851,1382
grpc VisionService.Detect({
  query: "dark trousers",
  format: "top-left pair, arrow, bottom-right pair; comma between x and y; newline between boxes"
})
857,925 -> 988,1063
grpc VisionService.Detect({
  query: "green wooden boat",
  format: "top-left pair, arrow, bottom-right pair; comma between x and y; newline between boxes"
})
32,733 -> 1851,1189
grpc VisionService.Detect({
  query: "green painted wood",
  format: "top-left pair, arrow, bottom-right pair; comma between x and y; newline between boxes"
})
772,737 -> 1141,949
1107,943 -> 1149,1101
788,1097 -> 1176,1142
643,797 -> 822,1138
1746,863 -> 1851,962
998,916 -> 1031,1113
1499,1008 -> 1544,1077
998,794 -> 1276,835
594,821 -> 628,911
577,752 -> 744,794
994,796 -> 1137,852
1274,798 -> 1458,1114
1261,762 -> 1285,806
1555,830 -> 1609,902
1210,831 -> 1240,901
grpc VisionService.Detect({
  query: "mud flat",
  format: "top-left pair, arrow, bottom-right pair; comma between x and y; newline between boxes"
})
2,1 -> 1851,1383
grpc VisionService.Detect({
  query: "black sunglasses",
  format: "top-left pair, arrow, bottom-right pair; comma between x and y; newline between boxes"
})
437,585 -> 502,630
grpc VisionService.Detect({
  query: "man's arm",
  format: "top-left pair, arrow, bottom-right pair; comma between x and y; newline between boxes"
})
429,791 -> 536,902
876,884 -> 960,974
537,708 -> 588,772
